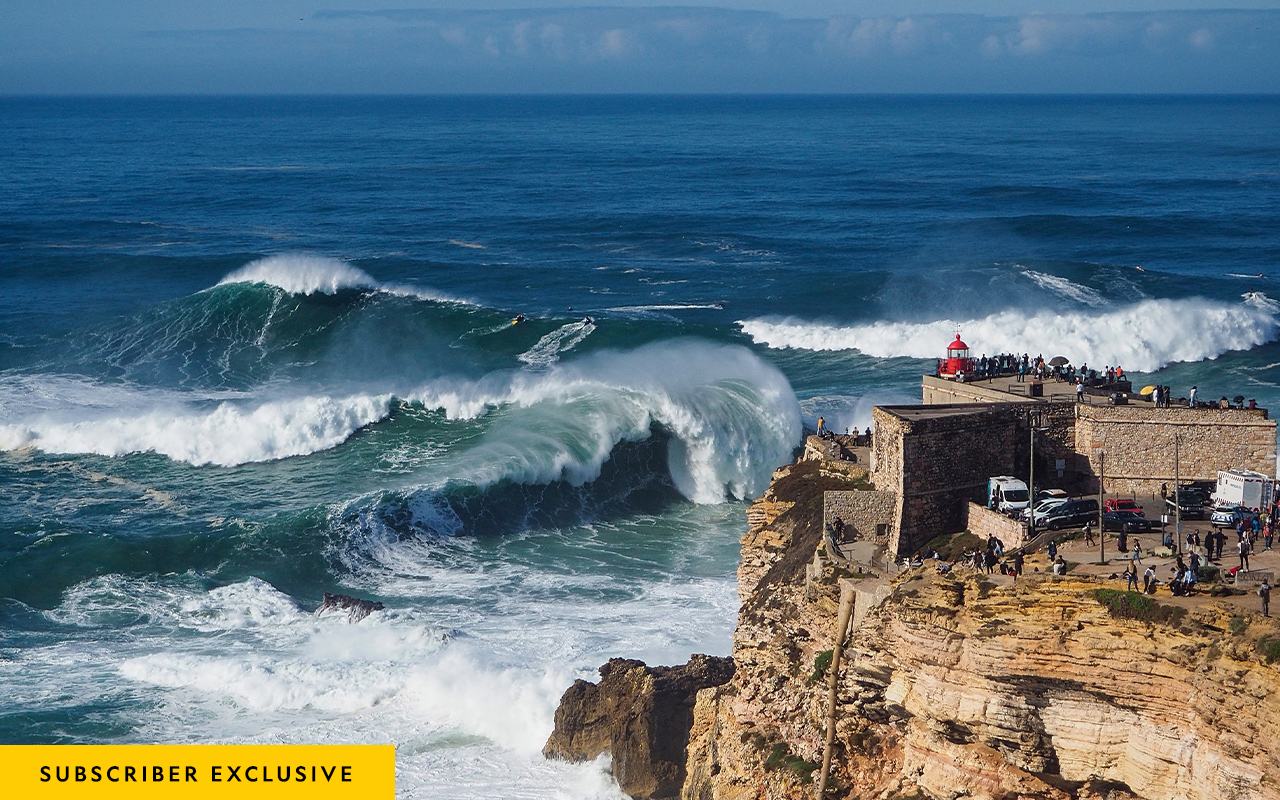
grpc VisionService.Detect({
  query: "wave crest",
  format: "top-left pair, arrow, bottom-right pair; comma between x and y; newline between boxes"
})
741,296 -> 1280,372
218,254 -> 378,296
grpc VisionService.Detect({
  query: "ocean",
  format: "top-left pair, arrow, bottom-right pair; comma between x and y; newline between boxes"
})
1,95 -> 1278,797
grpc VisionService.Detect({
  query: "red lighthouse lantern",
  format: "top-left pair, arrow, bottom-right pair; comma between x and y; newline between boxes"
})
939,333 -> 974,380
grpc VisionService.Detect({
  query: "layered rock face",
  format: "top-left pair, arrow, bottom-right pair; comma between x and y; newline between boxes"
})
689,462 -> 1280,800
544,655 -> 735,799
548,459 -> 1280,800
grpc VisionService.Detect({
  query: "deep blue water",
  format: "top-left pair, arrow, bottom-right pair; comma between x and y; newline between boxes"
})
1,95 -> 1278,796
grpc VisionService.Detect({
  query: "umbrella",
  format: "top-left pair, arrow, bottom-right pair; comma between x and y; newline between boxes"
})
1048,356 -> 1070,367
1139,385 -> 1157,395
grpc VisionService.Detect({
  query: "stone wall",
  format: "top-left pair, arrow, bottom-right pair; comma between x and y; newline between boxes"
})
1075,405 -> 1276,495
873,405 -> 1023,557
964,502 -> 1029,550
824,490 -> 899,547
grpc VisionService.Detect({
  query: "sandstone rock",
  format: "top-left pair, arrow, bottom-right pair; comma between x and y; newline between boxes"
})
544,654 -> 735,799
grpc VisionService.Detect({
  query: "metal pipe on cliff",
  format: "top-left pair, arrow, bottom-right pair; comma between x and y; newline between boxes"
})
817,583 -> 856,797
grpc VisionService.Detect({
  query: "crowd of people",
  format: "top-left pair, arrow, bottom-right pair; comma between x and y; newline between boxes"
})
890,511 -> 1276,617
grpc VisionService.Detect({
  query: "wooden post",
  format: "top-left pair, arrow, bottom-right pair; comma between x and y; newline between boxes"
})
817,583 -> 856,797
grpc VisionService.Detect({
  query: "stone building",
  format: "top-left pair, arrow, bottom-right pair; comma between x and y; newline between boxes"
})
826,373 -> 1277,559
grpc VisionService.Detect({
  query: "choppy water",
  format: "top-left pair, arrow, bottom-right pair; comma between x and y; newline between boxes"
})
1,95 -> 1278,796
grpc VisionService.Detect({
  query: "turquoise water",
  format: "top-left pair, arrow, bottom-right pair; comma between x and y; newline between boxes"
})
1,95 -> 1279,797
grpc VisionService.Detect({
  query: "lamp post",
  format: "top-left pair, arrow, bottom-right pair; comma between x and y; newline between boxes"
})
1097,449 -> 1106,564
1028,421 -> 1049,544
1173,434 -> 1181,556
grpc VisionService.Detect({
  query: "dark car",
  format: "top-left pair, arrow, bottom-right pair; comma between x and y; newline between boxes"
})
1165,488 -> 1207,519
1041,498 -> 1100,530
1103,510 -> 1153,533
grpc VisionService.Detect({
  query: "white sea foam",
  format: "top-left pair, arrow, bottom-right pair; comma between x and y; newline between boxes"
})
0,390 -> 392,466
1020,269 -> 1107,307
740,295 -> 1280,373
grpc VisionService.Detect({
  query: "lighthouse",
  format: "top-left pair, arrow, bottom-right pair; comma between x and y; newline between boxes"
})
938,333 -> 974,381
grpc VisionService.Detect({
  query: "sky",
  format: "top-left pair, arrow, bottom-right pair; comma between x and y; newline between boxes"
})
2,2 -> 1279,93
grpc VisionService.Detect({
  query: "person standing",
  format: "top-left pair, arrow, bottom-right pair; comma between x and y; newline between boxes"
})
1125,564 -> 1138,591
1189,385 -> 1198,407
1240,537 -> 1252,572
1132,542 -> 1142,564
816,416 -> 826,436
1013,549 -> 1024,579
1261,579 -> 1272,617
1143,565 -> 1156,594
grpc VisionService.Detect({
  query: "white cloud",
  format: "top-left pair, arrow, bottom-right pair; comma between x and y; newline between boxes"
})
4,7 -> 1279,93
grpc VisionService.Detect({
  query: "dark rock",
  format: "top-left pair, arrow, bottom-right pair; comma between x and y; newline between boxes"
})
316,592 -> 385,622
544,654 -> 735,799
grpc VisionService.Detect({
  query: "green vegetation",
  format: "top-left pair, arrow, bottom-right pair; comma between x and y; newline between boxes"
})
763,742 -> 820,784
1092,589 -> 1187,627
1229,615 -> 1248,636
1257,635 -> 1280,664
809,649 -> 833,685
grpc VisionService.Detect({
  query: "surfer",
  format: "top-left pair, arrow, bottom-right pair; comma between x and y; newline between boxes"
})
512,314 -> 526,325
1135,265 -> 1145,272
582,316 -> 593,325
715,301 -> 725,308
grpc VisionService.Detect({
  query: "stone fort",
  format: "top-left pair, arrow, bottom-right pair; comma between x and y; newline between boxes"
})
823,371 -> 1276,560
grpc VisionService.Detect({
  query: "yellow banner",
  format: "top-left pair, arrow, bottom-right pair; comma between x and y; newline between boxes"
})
0,745 -> 394,798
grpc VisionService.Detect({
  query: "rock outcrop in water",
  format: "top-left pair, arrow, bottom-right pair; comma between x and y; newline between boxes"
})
544,654 -> 735,799
547,458 -> 1280,800
315,592 -> 385,622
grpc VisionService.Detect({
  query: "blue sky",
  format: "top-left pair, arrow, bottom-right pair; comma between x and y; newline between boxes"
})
3,2 -> 1279,93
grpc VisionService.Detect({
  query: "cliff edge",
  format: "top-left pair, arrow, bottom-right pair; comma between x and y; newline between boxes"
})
549,459 -> 1280,800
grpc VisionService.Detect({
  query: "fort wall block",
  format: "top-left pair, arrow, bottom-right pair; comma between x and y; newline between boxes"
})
823,490 -> 899,548
964,502 -> 1029,550
873,405 -> 1021,557
1075,405 -> 1276,495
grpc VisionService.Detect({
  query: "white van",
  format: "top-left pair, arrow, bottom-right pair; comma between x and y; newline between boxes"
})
988,476 -> 1030,514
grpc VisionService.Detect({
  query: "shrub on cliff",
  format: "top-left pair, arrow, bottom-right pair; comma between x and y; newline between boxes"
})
1093,589 -> 1187,627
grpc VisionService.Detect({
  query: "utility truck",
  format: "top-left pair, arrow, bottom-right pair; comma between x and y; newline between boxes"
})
1212,469 -> 1272,514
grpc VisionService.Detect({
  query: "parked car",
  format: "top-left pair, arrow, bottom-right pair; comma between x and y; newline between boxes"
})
1041,498 -> 1100,530
1104,498 -> 1144,516
1102,510 -> 1153,533
1210,505 -> 1259,528
1164,488 -> 1207,519
1021,497 -> 1070,522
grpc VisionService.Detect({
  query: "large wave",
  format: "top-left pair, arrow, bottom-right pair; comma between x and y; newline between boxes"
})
0,341 -> 800,504
740,294 -> 1280,373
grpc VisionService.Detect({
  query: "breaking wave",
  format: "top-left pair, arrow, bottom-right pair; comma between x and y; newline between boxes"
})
0,388 -> 394,466
0,341 -> 799,504
740,295 -> 1280,373
216,254 -> 470,304
217,255 -> 378,296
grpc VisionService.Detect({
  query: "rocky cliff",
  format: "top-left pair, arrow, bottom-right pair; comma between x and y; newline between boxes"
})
549,459 -> 1280,800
